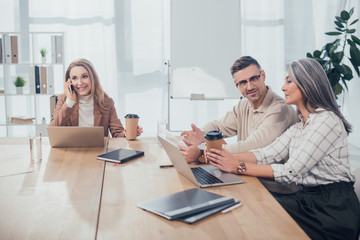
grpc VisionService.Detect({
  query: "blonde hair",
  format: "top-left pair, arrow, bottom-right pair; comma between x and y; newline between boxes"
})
65,58 -> 108,113
287,58 -> 352,133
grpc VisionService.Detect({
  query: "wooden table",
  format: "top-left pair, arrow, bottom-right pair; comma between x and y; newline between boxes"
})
0,137 -> 309,239
0,138 -> 106,240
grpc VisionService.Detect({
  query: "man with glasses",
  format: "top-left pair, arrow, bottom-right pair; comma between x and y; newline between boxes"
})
180,56 -> 298,195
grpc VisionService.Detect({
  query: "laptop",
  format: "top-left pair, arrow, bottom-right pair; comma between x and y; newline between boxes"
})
158,135 -> 244,187
47,126 -> 105,148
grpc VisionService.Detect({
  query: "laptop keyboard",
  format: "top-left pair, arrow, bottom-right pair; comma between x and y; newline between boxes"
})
191,167 -> 223,185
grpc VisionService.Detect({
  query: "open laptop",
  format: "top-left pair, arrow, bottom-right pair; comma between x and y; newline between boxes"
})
47,126 -> 105,148
158,135 -> 244,188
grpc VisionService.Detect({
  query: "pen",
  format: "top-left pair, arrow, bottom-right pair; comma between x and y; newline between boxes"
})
159,164 -> 174,168
221,202 -> 242,214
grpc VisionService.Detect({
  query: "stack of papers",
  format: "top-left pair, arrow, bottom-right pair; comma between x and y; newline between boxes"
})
137,188 -> 241,224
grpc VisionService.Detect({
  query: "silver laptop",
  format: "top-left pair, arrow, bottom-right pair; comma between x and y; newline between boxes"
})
158,135 -> 244,187
47,126 -> 105,148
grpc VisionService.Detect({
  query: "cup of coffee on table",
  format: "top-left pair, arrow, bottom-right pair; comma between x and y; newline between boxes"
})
125,114 -> 139,140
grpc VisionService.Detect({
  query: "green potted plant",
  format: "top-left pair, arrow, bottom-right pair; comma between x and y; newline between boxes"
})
40,48 -> 47,64
306,7 -> 360,99
14,76 -> 26,94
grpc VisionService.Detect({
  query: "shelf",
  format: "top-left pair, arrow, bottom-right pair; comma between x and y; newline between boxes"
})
0,31 -> 64,137
6,123 -> 36,126
0,93 -> 57,96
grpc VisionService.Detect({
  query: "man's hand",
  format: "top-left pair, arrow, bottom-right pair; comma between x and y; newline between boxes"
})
180,123 -> 205,146
179,144 -> 202,163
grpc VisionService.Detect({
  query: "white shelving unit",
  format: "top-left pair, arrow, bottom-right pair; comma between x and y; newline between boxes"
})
0,32 -> 65,137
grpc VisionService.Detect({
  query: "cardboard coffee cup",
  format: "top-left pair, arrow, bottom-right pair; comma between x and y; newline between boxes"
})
204,130 -> 224,152
125,114 -> 139,140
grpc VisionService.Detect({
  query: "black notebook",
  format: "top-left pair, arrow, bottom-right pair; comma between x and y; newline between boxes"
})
136,188 -> 237,221
97,148 -> 144,163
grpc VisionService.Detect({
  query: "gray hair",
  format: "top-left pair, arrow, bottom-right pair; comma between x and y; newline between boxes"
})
287,58 -> 352,134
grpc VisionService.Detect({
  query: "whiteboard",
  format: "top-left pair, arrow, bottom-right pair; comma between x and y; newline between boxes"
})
170,0 -> 241,99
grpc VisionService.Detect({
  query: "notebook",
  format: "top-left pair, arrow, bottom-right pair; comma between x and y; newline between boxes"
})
97,148 -> 144,163
47,126 -> 105,148
136,188 -> 238,221
157,135 -> 244,187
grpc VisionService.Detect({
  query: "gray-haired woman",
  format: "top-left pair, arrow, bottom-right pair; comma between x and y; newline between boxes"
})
205,58 -> 360,240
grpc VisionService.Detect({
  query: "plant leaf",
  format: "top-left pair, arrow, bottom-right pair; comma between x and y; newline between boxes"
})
343,73 -> 353,80
317,59 -> 327,66
313,50 -> 322,58
334,52 -> 344,63
347,29 -> 356,34
335,27 -> 345,32
349,57 -> 360,76
325,32 -> 342,36
350,46 -> 360,66
340,10 -> 350,21
336,16 -> 346,23
334,21 -> 344,28
351,35 -> 360,45
342,64 -> 353,75
328,44 -> 338,56
330,70 -> 341,86
350,19 -> 359,26
349,7 -> 354,17
341,77 -> 348,91
333,63 -> 344,73
333,38 -> 341,45
347,39 -> 356,47
334,83 -> 343,96
306,53 -> 313,58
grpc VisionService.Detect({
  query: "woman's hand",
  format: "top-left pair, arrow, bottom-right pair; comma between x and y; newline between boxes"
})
64,78 -> 76,102
205,148 -> 239,173
136,125 -> 143,136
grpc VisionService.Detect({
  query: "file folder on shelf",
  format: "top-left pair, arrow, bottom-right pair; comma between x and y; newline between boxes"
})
0,38 -> 3,64
34,65 -> 41,94
10,36 -> 18,64
40,66 -> 47,94
4,35 -> 12,64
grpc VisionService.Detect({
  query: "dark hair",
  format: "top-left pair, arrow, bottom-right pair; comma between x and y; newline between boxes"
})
230,56 -> 262,76
288,58 -> 352,133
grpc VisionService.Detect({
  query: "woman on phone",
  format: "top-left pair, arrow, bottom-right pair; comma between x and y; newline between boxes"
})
205,58 -> 360,240
49,58 -> 142,138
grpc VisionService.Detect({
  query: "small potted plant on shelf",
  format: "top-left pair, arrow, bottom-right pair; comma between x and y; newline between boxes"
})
14,76 -> 26,94
40,48 -> 47,64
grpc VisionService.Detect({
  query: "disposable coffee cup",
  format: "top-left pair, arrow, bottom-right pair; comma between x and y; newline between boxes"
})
125,114 -> 139,140
204,130 -> 224,152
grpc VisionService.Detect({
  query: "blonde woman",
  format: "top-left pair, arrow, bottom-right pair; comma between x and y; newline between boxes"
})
50,58 -> 142,138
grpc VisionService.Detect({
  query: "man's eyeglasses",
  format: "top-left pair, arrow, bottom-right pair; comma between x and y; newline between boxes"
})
235,73 -> 262,88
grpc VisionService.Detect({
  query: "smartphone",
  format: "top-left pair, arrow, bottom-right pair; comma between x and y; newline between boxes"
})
69,82 -> 73,94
